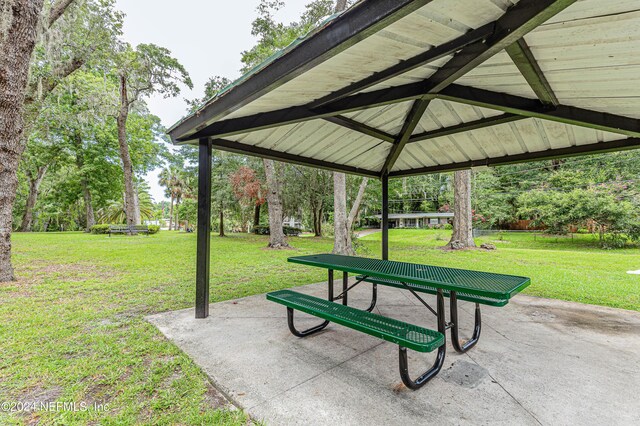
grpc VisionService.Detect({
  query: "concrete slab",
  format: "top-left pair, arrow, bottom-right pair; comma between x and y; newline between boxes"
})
147,281 -> 640,425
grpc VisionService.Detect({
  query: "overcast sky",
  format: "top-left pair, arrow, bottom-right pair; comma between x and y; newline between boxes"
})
114,0 -> 308,201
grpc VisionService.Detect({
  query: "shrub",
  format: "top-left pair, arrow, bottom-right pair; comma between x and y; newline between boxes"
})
252,225 -> 302,236
628,223 -> 640,243
253,225 -> 270,235
284,226 -> 302,236
91,224 -> 111,234
321,222 -> 334,237
443,224 -> 453,230
91,224 -> 160,235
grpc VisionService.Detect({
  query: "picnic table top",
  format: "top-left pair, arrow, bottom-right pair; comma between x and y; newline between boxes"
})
288,254 -> 530,300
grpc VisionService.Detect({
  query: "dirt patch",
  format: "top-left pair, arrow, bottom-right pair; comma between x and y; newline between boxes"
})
17,385 -> 63,407
202,381 -> 230,409
83,381 -> 112,408
260,245 -> 297,251
527,304 -> 640,335
437,245 -> 493,252
13,262 -> 118,288
546,306 -> 640,335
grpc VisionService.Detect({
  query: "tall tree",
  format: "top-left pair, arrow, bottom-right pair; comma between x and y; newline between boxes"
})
240,0 -> 337,248
112,43 -> 192,226
0,0 -> 80,281
300,168 -> 331,237
18,133 -> 65,231
263,159 -> 289,248
330,0 -> 367,255
159,166 -> 182,231
447,170 -> 476,249
332,174 -> 368,255
234,0 -> 355,246
230,165 -> 266,232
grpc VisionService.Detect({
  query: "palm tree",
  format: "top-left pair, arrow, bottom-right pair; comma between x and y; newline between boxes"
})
159,166 -> 183,230
175,174 -> 196,230
98,183 -> 155,224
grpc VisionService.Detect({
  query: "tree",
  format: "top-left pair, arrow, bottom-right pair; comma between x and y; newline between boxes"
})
230,166 -> 266,232
97,182 -> 155,224
241,0 -> 340,248
18,134 -> 66,231
330,0 -> 368,255
159,166 -> 183,231
263,159 -> 289,248
332,174 -> 368,255
187,75 -> 231,111
300,168 -> 331,236
447,170 -> 476,249
0,0 -> 82,281
112,42 -> 192,226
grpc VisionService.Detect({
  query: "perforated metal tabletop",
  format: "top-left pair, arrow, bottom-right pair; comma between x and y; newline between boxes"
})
288,254 -> 530,300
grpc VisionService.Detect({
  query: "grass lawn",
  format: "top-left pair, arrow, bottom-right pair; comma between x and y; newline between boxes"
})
1,230 -> 639,425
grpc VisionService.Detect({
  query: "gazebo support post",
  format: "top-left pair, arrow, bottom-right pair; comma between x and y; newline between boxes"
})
382,173 -> 389,261
195,137 -> 212,319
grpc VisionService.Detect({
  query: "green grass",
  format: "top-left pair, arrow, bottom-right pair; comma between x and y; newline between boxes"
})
1,230 -> 639,425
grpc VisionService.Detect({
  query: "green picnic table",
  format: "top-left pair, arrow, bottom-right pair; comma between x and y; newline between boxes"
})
267,254 -> 530,390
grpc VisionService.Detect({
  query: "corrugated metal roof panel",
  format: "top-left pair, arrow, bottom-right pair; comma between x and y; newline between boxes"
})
171,0 -> 640,177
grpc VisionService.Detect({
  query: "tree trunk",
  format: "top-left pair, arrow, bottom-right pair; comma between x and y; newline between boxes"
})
0,0 -> 46,281
332,172 -> 355,255
168,195 -> 174,230
175,199 -> 180,231
19,165 -> 48,232
219,204 -> 225,237
253,203 -> 261,228
347,177 -> 368,230
448,170 -> 476,249
117,74 -> 140,226
333,175 -> 368,255
312,201 -> 323,237
263,159 -> 289,248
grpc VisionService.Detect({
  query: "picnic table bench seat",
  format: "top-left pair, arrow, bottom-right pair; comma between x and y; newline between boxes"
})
267,290 -> 444,353
356,276 -> 508,307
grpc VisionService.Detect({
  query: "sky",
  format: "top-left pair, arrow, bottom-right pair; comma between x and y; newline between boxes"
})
114,0 -> 309,201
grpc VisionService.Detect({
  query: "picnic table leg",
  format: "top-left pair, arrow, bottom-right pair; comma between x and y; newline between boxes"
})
449,291 -> 481,353
328,269 -> 334,301
342,272 -> 348,306
398,288 -> 446,390
285,269 -> 333,337
365,284 -> 377,312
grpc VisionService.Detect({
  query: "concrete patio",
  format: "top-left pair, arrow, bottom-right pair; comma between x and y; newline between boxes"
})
147,281 -> 640,425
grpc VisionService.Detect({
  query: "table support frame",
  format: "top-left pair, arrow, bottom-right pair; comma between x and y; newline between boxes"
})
399,288 -> 446,389
450,292 -> 482,353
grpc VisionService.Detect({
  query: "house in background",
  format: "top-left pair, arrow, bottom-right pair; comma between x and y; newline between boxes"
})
283,216 -> 303,229
370,212 -> 454,229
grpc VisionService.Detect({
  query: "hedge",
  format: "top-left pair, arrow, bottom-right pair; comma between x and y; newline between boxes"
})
253,225 -> 302,236
90,224 -> 160,235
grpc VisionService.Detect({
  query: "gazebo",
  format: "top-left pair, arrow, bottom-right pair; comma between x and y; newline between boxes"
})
167,0 -> 640,318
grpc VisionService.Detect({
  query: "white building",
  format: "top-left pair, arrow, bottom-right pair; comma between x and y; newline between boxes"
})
371,212 -> 454,229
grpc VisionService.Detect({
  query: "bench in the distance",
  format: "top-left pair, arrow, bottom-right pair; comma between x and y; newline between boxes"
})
108,225 -> 150,237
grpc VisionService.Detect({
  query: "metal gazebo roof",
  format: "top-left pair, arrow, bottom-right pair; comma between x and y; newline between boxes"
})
168,0 -> 640,179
